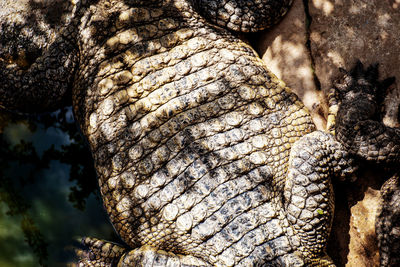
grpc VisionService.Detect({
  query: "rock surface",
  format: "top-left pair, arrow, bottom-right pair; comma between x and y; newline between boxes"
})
309,0 -> 400,128
257,0 -> 400,266
253,0 -> 326,130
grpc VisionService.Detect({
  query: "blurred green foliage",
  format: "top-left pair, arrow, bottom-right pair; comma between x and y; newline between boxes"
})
0,107 -> 116,266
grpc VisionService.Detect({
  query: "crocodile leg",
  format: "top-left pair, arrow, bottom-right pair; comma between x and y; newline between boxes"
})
76,237 -> 127,267
78,237 -> 210,267
118,247 -> 210,267
334,61 -> 399,165
284,131 -> 355,266
333,61 -> 400,267
376,174 -> 400,267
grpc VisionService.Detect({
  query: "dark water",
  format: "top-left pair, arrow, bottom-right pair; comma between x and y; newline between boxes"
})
0,108 -> 117,267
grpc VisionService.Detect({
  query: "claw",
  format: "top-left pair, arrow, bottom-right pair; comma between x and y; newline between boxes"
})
366,63 -> 379,80
352,60 -> 364,76
334,83 -> 348,93
380,77 -> 396,91
339,67 -> 348,74
375,76 -> 396,104
332,60 -> 396,116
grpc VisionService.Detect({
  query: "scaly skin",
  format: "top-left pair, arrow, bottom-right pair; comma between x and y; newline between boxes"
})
0,0 -> 362,266
0,0 -> 78,112
376,174 -> 400,267
332,61 -> 400,267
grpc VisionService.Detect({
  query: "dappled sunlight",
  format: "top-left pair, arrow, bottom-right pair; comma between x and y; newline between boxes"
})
256,0 -> 317,99
391,0 -> 400,9
254,0 -> 325,130
308,1 -> 400,265
263,36 -> 315,96
348,3 -> 368,14
308,0 -> 400,96
312,0 -> 334,15
377,12 -> 392,27
0,0 -> 398,266
326,51 -> 345,68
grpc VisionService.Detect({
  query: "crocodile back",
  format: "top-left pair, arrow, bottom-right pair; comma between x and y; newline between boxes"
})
72,0 -> 315,265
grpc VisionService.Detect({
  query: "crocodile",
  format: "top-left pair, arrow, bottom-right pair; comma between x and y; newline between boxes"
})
329,62 -> 400,267
0,0 -> 399,266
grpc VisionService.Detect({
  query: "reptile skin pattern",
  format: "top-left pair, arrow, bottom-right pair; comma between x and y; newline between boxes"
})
1,1 -> 399,266
332,62 -> 400,267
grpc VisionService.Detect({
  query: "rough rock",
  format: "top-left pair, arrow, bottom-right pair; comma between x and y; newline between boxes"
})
254,0 -> 327,130
347,186 -> 380,266
309,1 -> 400,266
309,0 -> 400,127
257,0 -> 400,266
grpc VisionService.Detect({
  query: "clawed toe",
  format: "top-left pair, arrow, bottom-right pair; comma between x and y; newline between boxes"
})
328,60 -> 395,135
333,60 -> 395,102
77,237 -> 127,266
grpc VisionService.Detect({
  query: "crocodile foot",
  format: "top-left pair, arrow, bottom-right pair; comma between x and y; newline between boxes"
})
333,60 -> 398,164
327,60 -> 395,136
77,237 -> 210,267
76,237 -> 127,267
333,61 -> 400,266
